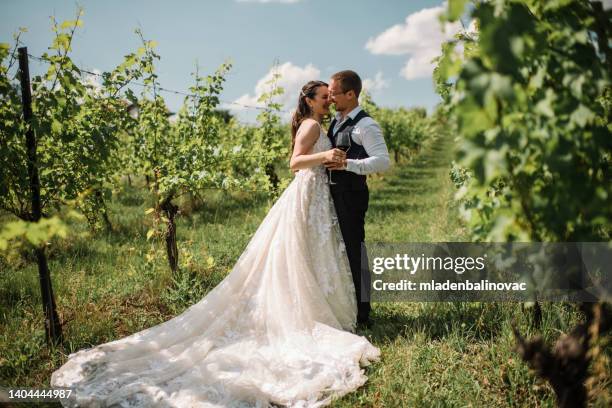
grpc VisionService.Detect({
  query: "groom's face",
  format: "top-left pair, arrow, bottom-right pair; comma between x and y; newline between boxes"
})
329,79 -> 352,112
329,79 -> 355,112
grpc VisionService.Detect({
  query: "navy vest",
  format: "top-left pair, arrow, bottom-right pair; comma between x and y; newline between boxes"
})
327,110 -> 370,190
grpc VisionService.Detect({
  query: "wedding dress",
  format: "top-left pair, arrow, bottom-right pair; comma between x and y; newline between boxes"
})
51,127 -> 381,407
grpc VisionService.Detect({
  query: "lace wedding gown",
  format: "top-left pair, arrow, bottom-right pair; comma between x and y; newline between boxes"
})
51,127 -> 381,407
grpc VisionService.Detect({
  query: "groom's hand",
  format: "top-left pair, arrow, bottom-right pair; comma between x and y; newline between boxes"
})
323,159 -> 347,170
323,148 -> 346,170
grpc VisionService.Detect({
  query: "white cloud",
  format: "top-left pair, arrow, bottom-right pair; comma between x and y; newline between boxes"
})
365,4 -> 463,80
236,0 -> 301,3
601,0 -> 612,9
362,71 -> 390,94
227,62 -> 320,122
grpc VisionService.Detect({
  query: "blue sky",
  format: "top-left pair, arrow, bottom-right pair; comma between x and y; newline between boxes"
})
1,0 -> 463,121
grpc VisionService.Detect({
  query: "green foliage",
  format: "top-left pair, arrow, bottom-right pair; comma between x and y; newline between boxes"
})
445,0 -> 470,21
125,42 -> 290,210
118,39 -> 296,272
217,68 -> 291,196
253,68 -> 291,192
0,12 -> 299,276
160,269 -> 207,315
362,91 -> 434,163
438,0 -> 611,241
0,12 -> 147,229
0,216 -> 67,251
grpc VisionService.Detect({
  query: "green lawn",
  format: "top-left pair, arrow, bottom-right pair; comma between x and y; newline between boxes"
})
0,133 -> 609,407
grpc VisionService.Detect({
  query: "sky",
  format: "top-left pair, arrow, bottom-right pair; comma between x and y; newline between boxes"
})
0,0 -> 467,122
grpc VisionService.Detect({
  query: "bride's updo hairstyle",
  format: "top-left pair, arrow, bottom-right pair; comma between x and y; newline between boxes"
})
291,80 -> 328,152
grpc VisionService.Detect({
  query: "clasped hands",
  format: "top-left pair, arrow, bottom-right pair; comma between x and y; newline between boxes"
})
323,148 -> 347,171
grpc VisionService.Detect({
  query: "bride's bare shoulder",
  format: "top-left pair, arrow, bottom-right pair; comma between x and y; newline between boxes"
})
297,119 -> 321,138
299,118 -> 321,129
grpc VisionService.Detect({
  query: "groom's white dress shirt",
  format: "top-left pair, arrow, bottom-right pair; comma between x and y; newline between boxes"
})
332,105 -> 391,175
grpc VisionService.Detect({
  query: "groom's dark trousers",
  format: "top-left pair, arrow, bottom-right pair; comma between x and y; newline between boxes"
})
330,184 -> 371,323
327,110 -> 372,323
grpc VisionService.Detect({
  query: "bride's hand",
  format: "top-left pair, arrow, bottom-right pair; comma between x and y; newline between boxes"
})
322,148 -> 346,165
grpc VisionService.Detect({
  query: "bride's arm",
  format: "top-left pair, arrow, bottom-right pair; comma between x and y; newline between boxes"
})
290,120 -> 345,172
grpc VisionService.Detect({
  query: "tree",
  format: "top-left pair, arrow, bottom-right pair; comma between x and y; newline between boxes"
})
0,12 -> 148,345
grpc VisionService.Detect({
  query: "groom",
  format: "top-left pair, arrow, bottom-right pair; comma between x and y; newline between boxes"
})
324,70 -> 390,328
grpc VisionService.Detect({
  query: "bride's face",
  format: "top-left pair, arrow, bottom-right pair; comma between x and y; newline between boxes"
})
308,86 -> 330,116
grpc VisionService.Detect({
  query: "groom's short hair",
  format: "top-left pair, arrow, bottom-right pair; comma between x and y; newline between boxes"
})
331,70 -> 362,97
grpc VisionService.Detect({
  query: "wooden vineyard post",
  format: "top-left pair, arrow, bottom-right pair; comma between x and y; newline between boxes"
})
18,46 -> 63,346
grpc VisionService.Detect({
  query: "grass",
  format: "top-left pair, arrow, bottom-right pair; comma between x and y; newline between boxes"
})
0,133 -> 609,407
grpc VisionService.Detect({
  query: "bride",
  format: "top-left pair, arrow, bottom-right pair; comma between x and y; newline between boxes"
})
51,80 -> 381,407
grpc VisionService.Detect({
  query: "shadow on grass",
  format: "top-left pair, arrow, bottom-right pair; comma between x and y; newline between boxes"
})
373,184 -> 439,196
46,237 -> 103,263
360,303 -> 507,344
185,191 -> 270,225
368,201 -> 428,214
